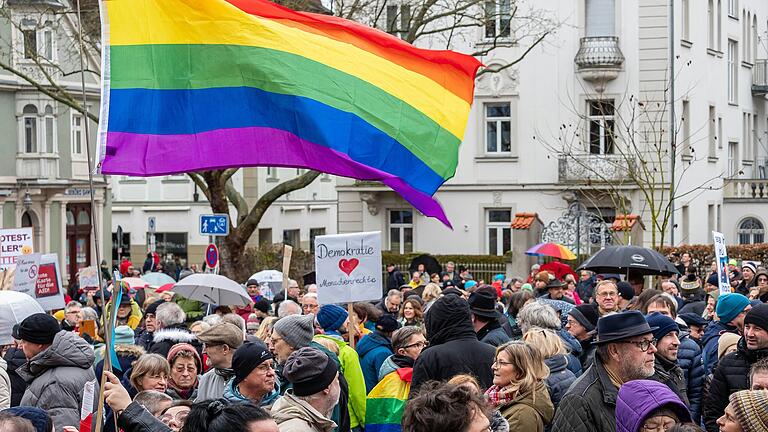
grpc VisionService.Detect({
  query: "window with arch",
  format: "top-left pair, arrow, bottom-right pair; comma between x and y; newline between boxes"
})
738,217 -> 764,244
21,211 -> 33,228
22,104 -> 37,153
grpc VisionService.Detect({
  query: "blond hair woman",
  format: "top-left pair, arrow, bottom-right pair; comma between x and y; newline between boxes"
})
522,327 -> 577,409
485,340 -> 554,431
421,283 -> 442,313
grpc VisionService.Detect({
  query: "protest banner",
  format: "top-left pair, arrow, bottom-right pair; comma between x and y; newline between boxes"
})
315,231 -> 382,305
713,231 -> 732,294
79,266 -> 99,290
13,253 -> 65,311
0,227 -> 34,270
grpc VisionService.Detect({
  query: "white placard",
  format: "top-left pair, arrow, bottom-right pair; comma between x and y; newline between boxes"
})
0,227 -> 34,270
13,253 -> 65,311
78,266 -> 99,290
13,253 -> 41,295
713,231 -> 732,295
315,231 -> 382,304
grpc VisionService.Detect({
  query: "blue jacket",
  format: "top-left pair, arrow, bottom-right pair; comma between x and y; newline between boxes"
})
558,329 -> 583,377
544,355 -> 577,409
678,332 -> 705,424
356,332 -> 394,393
702,320 -> 737,374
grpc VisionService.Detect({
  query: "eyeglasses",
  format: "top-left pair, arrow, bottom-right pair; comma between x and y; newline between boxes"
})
270,336 -> 284,345
617,338 -> 657,352
402,341 -> 428,350
492,359 -> 515,367
597,291 -> 618,298
161,411 -> 189,425
302,303 -> 319,310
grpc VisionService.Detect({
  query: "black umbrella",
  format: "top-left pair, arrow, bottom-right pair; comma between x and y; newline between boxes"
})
578,246 -> 680,276
409,254 -> 442,276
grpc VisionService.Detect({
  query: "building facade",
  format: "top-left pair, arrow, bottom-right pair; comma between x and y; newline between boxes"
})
338,0 -> 768,257
0,0 -> 108,286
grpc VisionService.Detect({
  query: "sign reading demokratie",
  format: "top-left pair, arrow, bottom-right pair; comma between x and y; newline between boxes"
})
0,227 -> 34,270
314,231 -> 382,304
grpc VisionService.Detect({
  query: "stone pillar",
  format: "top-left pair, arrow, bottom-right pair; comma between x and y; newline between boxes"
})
44,201 -> 51,252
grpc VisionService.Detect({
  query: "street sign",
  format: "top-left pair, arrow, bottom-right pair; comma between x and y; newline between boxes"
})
205,244 -> 219,269
148,217 -> 156,234
200,214 -> 229,236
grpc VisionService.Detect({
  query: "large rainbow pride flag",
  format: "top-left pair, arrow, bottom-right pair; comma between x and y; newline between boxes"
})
97,0 -> 481,226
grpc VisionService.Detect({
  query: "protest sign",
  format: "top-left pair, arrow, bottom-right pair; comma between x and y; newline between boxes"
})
315,231 -> 382,304
0,227 -> 34,270
79,266 -> 99,290
13,253 -> 64,310
713,231 -> 732,294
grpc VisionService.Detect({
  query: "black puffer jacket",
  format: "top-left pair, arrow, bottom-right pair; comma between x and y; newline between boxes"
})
650,355 -> 689,406
703,338 -> 768,432
3,347 -> 26,407
117,401 -> 172,432
411,295 -> 496,394
550,354 -> 618,432
677,333 -> 705,424
543,355 -> 577,409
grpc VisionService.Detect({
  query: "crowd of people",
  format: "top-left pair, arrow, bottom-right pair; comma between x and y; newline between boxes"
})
2,257 -> 768,432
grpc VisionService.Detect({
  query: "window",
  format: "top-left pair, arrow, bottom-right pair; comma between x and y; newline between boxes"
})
752,16 -> 757,64
258,228 -> 272,246
282,229 -> 300,248
738,217 -> 764,244
22,30 -> 36,59
44,105 -> 54,153
587,100 -> 615,154
486,209 -> 511,256
718,0 -> 723,50
743,113 -> 754,163
585,0 -> 615,37
386,4 -> 410,38
728,39 -> 738,104
43,29 -> 52,60
708,106 -> 717,158
484,0 -> 511,39
153,232 -> 188,261
728,0 -> 738,18
681,0 -> 690,42
22,104 -> 37,153
728,141 -> 739,176
389,210 -> 413,254
682,205 -> 690,243
681,100 -> 690,158
484,102 -> 511,154
111,231 -> 131,262
718,116 -> 724,149
72,113 -> 84,155
708,205 -> 715,242
708,0 -> 715,49
309,228 -> 325,251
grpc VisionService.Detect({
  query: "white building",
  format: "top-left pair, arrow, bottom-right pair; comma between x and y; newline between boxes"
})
338,0 -> 768,260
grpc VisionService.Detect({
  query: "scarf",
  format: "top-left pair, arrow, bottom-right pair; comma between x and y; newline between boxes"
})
484,385 -> 517,408
391,354 -> 415,369
215,367 -> 236,381
168,375 -> 198,400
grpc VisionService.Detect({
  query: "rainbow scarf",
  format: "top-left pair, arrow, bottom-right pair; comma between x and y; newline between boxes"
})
97,0 -> 481,226
365,367 -> 412,432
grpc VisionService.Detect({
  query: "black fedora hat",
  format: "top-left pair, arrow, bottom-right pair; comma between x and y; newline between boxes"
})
546,279 -> 565,289
594,310 -> 657,345
467,291 -> 499,319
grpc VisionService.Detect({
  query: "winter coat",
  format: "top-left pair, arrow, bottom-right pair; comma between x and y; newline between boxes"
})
478,321 -> 511,347
543,355 -> 577,409
411,296 -> 496,393
701,320 -> 737,374
576,276 -> 596,302
578,336 -> 597,371
194,367 -> 235,402
272,391 -> 337,432
501,314 -> 522,340
175,297 -> 204,322
17,331 -> 97,432
4,347 -> 26,407
356,332 -> 394,393
550,354 -> 618,432
0,358 -> 10,409
366,367 -> 411,432
386,268 -> 406,291
148,323 -> 202,358
703,338 -> 768,432
649,355 -> 689,406
615,380 -> 691,432
116,400 -> 172,432
677,333 -> 705,423
558,329 -> 584,377
134,329 -> 154,351
94,344 -> 144,384
313,334 -> 367,430
498,381 -> 554,432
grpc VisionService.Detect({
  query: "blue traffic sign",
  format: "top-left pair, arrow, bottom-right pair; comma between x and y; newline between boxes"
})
199,214 -> 229,236
205,244 -> 219,269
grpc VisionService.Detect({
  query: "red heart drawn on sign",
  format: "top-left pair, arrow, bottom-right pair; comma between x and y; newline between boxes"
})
338,258 -> 360,276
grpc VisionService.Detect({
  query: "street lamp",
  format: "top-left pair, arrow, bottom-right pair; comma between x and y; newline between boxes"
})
22,191 -> 32,210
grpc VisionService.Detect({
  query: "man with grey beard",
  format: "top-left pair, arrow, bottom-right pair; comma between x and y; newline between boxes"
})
552,310 -> 658,432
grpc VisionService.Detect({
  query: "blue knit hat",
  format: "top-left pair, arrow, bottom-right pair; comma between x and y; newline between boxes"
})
316,304 -> 348,332
114,325 -> 136,345
4,407 -> 52,432
645,312 -> 680,342
716,293 -> 751,324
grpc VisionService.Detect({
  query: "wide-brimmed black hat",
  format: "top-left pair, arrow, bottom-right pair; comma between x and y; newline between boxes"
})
467,291 -> 499,319
546,279 -> 565,289
594,310 -> 657,345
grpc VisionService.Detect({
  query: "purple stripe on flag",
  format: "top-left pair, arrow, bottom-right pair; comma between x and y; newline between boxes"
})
102,127 -> 452,227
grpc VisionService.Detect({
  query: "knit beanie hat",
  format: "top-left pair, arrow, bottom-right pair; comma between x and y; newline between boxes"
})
246,278 -> 260,287
283,347 -> 338,396
716,293 -> 751,324
718,332 -> 741,359
316,304 -> 348,332
645,312 -> 680,342
273,313 -> 315,349
4,406 -> 52,432
254,298 -> 271,314
745,303 -> 768,333
569,304 -> 599,332
743,262 -> 758,275
521,283 -> 533,293
730,390 -> 768,432
617,282 -> 635,301
232,340 -> 274,386
167,343 -> 202,372
15,313 -> 60,345
706,273 -> 720,288
114,325 -> 136,345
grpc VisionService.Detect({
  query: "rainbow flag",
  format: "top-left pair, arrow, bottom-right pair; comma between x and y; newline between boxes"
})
365,368 -> 412,432
97,0 -> 481,226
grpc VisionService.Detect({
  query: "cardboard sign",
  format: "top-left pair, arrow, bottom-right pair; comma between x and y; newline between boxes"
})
78,266 -> 99,290
713,231 -> 732,294
0,227 -> 34,270
13,253 -> 64,311
315,231 -> 382,304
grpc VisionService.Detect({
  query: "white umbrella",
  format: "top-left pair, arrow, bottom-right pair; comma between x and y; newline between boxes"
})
249,270 -> 283,283
0,291 -> 45,345
172,274 -> 252,306
141,272 -> 176,287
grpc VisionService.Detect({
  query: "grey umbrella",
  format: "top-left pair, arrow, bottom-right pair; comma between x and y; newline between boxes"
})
172,273 -> 252,306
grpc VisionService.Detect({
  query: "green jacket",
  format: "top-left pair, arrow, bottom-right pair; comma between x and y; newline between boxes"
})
314,334 -> 367,429
175,297 -> 204,322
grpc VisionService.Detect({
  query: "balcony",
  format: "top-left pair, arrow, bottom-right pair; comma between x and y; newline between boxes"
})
558,154 -> 633,183
754,60 -> 768,96
723,179 -> 768,201
16,154 -> 58,180
574,36 -> 625,90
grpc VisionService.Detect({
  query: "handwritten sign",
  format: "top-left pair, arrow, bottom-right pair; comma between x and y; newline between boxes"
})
13,253 -> 64,311
79,266 -> 99,290
315,232 -> 382,304
713,231 -> 731,295
0,228 -> 34,270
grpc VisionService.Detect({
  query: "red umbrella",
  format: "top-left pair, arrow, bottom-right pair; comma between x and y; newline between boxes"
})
155,283 -> 175,293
